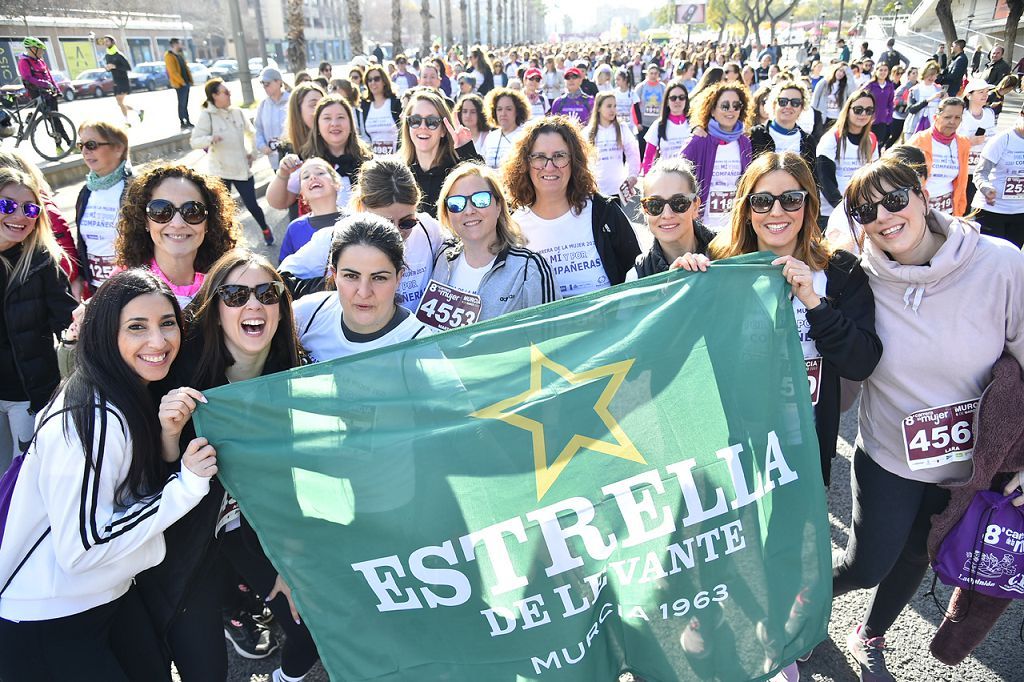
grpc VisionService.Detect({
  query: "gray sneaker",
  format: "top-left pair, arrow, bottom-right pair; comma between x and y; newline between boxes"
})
846,624 -> 895,682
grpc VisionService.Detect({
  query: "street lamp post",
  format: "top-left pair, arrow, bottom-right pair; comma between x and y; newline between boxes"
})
892,2 -> 902,39
817,11 -> 826,49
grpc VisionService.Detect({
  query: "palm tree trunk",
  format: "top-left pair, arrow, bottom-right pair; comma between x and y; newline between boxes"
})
496,0 -> 504,46
286,0 -> 307,73
392,0 -> 404,56
486,0 -> 493,46
347,0 -> 364,56
474,0 -> 482,46
421,0 -> 432,57
460,0 -> 469,49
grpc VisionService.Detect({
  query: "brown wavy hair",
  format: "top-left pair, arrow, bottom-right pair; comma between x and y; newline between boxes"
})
483,87 -> 531,129
399,90 -> 457,169
115,164 -> 240,273
185,249 -> 303,388
364,65 -> 395,100
301,95 -> 372,161
281,82 -> 326,152
503,115 -> 597,213
709,151 -> 831,271
690,81 -> 753,131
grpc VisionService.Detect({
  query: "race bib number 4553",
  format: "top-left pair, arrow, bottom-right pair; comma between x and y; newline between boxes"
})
415,280 -> 482,331
902,398 -> 979,471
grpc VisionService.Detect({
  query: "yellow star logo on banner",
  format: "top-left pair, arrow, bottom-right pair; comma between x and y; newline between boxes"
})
470,345 -> 646,501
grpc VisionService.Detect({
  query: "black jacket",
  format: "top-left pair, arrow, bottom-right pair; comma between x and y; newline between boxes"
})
806,249 -> 882,485
410,142 -> 483,217
75,167 -> 132,288
590,193 -> 642,286
1,246 -> 76,412
632,219 -> 715,278
938,52 -> 968,97
750,124 -> 819,187
982,59 -> 1011,86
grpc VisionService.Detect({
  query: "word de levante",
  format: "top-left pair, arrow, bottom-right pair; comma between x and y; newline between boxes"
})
195,254 -> 833,681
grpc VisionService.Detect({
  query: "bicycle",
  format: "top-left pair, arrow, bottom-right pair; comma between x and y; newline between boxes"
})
0,85 -> 76,162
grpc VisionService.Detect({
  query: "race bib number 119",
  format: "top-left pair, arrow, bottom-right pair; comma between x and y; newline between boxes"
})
415,280 -> 482,331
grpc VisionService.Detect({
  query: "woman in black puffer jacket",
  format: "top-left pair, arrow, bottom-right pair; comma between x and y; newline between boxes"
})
0,167 -> 76,472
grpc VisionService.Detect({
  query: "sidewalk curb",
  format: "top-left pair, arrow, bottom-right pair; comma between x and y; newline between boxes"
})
41,132 -> 193,190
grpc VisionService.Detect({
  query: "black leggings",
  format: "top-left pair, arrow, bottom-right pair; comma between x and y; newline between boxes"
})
223,177 -> 270,231
0,586 -> 169,682
832,448 -> 950,636
975,209 -> 1024,248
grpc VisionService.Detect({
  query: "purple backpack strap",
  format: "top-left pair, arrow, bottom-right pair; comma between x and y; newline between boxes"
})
0,454 -> 26,551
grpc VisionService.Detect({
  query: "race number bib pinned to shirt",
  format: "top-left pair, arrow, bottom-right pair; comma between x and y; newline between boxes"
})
805,357 -> 822,406
415,280 -> 482,331
930,192 -> 953,212
708,191 -> 735,214
901,398 -> 979,471
372,141 -> 396,155
1004,176 -> 1024,199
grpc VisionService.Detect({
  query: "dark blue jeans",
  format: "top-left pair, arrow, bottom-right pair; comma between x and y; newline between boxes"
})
174,86 -> 191,126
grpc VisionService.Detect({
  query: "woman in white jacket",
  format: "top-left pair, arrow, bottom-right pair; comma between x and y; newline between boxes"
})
0,269 -> 216,681
191,78 -> 274,245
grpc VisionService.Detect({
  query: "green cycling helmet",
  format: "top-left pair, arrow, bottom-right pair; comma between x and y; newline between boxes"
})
22,37 -> 46,50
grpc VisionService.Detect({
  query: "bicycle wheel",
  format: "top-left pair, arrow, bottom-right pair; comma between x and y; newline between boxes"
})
30,111 -> 76,161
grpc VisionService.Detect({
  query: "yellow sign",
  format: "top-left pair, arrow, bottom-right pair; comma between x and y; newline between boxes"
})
60,39 -> 97,79
470,345 -> 645,501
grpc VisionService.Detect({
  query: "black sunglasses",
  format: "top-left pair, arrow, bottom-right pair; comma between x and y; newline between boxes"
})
640,193 -> 695,216
668,94 -> 687,102
366,75 -> 383,83
145,199 -> 208,225
718,101 -> 743,111
848,187 -> 915,224
776,97 -> 803,108
77,140 -> 112,151
748,190 -> 808,213
215,282 -> 285,307
0,198 -> 41,219
850,105 -> 875,116
446,190 -> 493,213
394,216 -> 419,231
408,114 -> 443,130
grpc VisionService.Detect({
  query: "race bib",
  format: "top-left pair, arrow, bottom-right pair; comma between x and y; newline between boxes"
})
1004,176 -> 1024,198
708,191 -> 735,214
215,493 -> 241,536
643,103 -> 660,117
901,398 -> 979,471
930,192 -> 953,212
87,254 -> 117,285
619,180 -> 639,205
805,357 -> 822,406
415,280 -> 482,331
372,141 -> 395,155
968,150 -> 982,167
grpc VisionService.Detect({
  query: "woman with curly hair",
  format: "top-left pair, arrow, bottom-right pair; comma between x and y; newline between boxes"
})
481,87 -> 530,169
681,81 -> 754,233
115,164 -> 241,307
503,116 -> 640,297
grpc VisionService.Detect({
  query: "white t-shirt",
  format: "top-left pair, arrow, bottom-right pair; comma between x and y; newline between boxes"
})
514,201 -> 607,296
817,131 -> 878,216
527,95 -> 548,119
792,270 -> 829,360
594,124 -> 640,197
294,291 -> 433,363
614,88 -> 637,127
972,131 -> 1024,215
927,138 -> 958,213
448,253 -> 495,293
364,101 -> 398,155
482,126 -> 525,169
958,107 -> 997,172
78,180 -> 124,287
826,83 -> 842,120
769,126 -> 802,155
825,199 -> 862,255
287,170 -> 352,211
643,118 -> 690,162
703,140 -> 742,233
278,212 -> 447,312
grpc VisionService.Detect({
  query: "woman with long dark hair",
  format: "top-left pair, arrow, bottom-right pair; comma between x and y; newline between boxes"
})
361,65 -> 402,155
640,78 -> 691,173
0,269 -> 215,682
815,90 -> 880,228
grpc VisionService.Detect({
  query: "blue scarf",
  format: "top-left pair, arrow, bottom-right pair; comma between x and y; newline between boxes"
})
708,119 -> 745,143
769,120 -> 799,136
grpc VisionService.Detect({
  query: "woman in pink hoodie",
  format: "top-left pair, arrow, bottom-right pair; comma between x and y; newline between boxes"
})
832,156 -> 1024,680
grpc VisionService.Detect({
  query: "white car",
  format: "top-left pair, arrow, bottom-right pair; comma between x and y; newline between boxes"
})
248,57 -> 278,74
188,62 -> 211,84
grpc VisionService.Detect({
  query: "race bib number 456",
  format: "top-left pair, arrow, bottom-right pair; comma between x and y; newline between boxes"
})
902,398 -> 979,471
415,280 -> 482,331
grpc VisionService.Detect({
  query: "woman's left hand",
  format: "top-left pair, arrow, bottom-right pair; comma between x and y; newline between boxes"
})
267,574 -> 301,624
159,386 -> 208,438
444,117 -> 474,148
1003,472 -> 1024,507
773,255 -> 821,309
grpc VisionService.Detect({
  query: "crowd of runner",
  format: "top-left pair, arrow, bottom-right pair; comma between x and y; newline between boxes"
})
0,31 -> 1022,682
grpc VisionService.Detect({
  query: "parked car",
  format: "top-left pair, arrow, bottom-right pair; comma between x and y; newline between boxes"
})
50,71 -> 74,101
129,62 -> 170,91
247,57 -> 278,74
188,62 -> 211,84
208,59 -> 239,81
70,69 -> 115,98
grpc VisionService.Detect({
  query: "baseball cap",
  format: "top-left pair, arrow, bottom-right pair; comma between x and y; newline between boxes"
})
259,67 -> 283,82
564,67 -> 583,78
963,78 -> 991,95
524,67 -> 542,80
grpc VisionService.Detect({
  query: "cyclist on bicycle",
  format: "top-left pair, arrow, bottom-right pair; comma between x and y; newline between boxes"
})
16,37 -> 73,152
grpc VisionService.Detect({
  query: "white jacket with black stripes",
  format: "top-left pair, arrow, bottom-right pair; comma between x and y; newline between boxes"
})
430,241 -> 562,321
0,393 -> 210,621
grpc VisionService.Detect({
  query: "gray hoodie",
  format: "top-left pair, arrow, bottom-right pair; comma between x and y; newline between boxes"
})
430,241 -> 561,320
857,211 -> 1024,484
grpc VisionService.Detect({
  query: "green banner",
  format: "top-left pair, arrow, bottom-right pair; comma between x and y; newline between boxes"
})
194,252 -> 831,681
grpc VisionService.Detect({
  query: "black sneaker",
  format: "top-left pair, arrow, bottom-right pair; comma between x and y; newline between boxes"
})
224,610 -> 279,659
